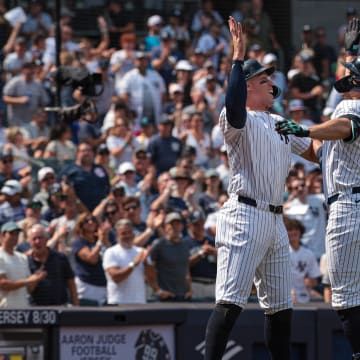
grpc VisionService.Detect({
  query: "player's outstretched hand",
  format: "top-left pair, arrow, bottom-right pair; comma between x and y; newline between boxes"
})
344,17 -> 360,53
228,16 -> 245,60
275,120 -> 310,137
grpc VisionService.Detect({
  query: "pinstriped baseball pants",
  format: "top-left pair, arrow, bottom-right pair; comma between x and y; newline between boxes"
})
326,194 -> 360,309
215,196 -> 293,314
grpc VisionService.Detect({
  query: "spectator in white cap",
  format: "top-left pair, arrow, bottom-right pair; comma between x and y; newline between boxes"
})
144,15 -> 163,53
33,167 -> 56,212
262,53 -> 288,115
113,161 -> 139,196
174,60 -> 194,105
0,180 -> 26,226
164,83 -> 185,125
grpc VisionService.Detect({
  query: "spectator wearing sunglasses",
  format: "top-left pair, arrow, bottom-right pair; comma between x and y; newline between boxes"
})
122,196 -> 157,247
101,200 -> 121,246
72,212 -> 111,306
0,149 -> 21,193
0,179 -> 26,226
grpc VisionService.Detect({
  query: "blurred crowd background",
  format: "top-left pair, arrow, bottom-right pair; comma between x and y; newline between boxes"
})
0,0 -> 357,307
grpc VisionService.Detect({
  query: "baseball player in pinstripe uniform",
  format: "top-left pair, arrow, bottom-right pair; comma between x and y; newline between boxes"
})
204,17 -> 322,360
276,18 -> 360,360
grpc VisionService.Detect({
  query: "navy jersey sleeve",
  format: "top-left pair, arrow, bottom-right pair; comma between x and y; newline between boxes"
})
225,60 -> 247,129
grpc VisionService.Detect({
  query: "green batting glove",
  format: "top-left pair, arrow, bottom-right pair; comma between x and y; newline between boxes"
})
275,120 -> 310,137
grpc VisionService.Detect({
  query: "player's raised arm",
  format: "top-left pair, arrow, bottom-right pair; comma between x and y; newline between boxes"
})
225,16 -> 247,129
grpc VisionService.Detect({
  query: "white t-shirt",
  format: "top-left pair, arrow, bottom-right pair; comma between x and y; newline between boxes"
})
0,248 -> 31,307
103,244 -> 146,304
290,246 -> 321,304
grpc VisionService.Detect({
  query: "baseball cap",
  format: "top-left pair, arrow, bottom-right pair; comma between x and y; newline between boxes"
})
49,182 -> 62,195
117,161 -> 136,175
1,180 -> 22,196
135,146 -> 149,157
220,144 -> 227,153
169,167 -> 192,181
187,210 -> 206,224
300,53 -> 312,62
242,59 -> 275,81
60,6 -> 75,17
15,36 -> 26,45
249,43 -> 262,52
175,60 -> 193,71
98,58 -> 110,69
158,114 -> 174,124
203,60 -> 215,69
346,7 -> 357,16
206,74 -> 216,82
303,24 -> 312,33
136,51 -> 149,59
160,30 -> 173,41
164,212 -> 182,224
147,15 -> 163,27
140,117 -> 154,127
170,8 -> 182,17
0,148 -> 13,160
97,143 -> 110,155
169,83 -> 184,94
205,168 -> 219,178
263,53 -> 278,65
111,182 -> 125,195
288,99 -> 306,112
38,167 -> 55,182
26,199 -> 43,209
1,221 -> 22,233
194,48 -> 205,56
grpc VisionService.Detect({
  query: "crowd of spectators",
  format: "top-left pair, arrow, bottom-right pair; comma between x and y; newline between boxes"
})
0,0 -> 357,306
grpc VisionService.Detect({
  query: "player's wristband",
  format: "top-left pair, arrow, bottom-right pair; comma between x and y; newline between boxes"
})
128,261 -> 135,269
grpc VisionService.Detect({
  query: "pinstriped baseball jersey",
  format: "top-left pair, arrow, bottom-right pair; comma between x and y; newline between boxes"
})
322,99 -> 360,198
219,108 -> 311,204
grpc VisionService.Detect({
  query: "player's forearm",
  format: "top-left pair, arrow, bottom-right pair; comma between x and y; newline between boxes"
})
225,60 -> 247,128
308,118 -> 352,140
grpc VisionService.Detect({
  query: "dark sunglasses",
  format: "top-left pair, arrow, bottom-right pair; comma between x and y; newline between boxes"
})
2,158 -> 13,164
105,210 -> 118,216
43,175 -> 55,181
289,184 -> 305,191
123,204 -> 139,212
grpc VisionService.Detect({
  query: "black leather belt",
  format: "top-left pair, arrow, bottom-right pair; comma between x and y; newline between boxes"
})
238,195 -> 283,214
327,187 -> 360,205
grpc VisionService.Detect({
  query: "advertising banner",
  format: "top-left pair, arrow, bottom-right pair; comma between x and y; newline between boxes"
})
60,325 -> 174,360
